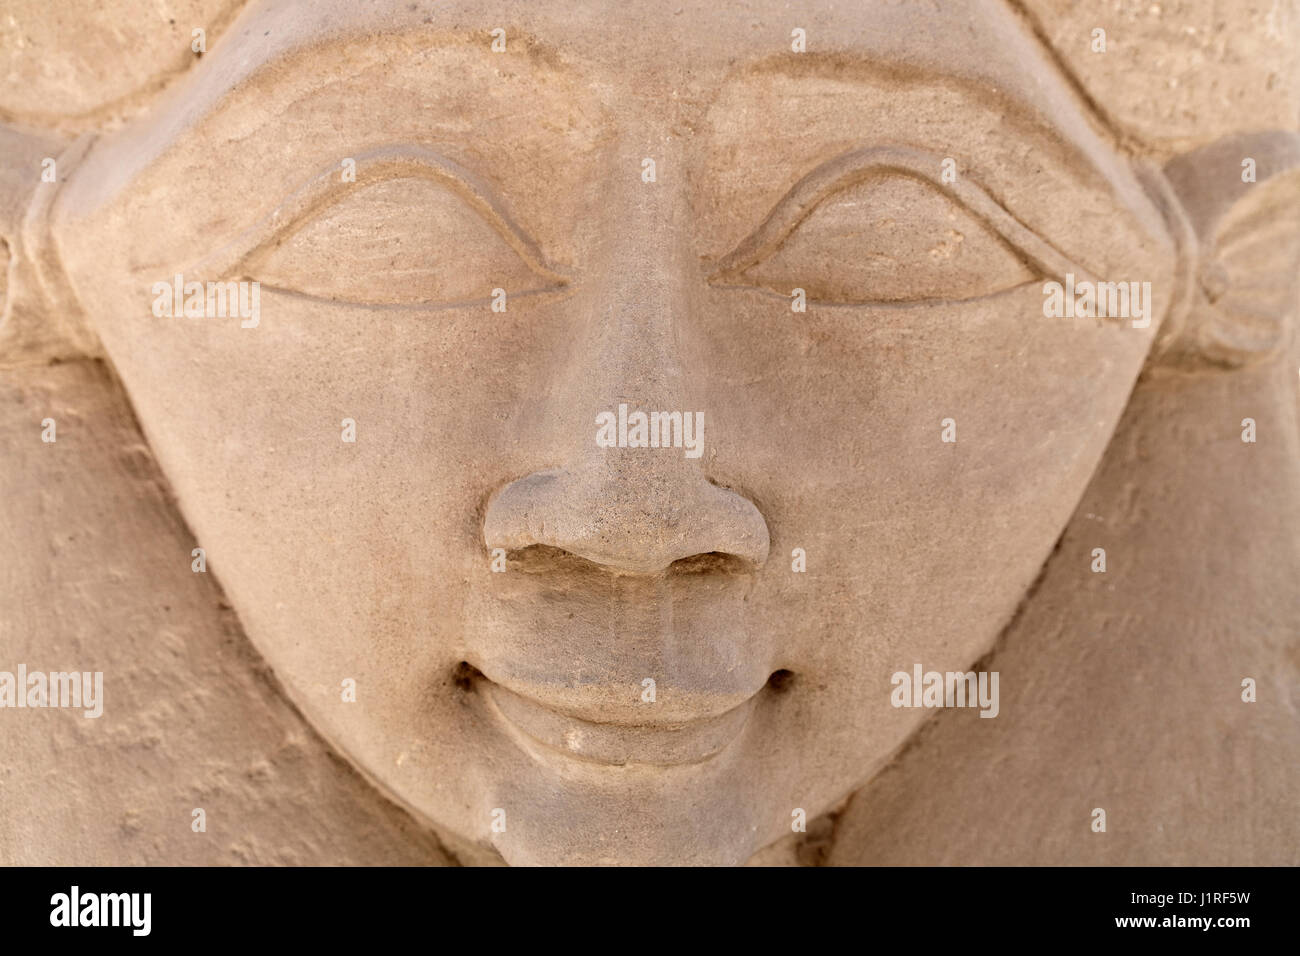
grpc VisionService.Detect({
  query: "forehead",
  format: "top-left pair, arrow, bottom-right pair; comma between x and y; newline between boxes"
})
81,0 -> 1137,225
74,0 -> 1126,213
251,0 -> 992,61
187,0 -> 1071,119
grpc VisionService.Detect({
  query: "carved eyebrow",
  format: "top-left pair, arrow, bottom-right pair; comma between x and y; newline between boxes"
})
709,145 -> 1095,284
192,144 -> 566,286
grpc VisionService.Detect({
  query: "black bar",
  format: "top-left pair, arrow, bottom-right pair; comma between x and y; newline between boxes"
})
0,865 -> 1287,942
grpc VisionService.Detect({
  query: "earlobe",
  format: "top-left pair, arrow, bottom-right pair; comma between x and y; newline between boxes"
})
1149,130 -> 1300,370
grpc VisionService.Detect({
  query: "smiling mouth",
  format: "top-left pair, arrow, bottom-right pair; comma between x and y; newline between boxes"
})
478,675 -> 765,767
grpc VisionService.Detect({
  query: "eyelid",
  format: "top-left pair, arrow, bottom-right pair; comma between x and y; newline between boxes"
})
191,145 -> 566,288
708,145 -> 1095,287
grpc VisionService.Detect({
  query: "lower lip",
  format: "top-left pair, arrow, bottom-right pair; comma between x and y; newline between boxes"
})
481,680 -> 759,767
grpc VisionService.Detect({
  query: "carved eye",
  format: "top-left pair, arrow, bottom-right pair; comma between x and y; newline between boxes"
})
198,148 -> 565,309
710,147 -> 1079,306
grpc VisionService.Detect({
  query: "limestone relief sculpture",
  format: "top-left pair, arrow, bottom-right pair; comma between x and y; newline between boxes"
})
1,0 -> 1297,873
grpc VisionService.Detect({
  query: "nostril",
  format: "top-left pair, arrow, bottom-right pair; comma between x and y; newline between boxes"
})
498,544 -> 608,575
766,669 -> 796,693
668,551 -> 757,575
451,661 -> 483,691
483,466 -> 770,574
497,545 -> 758,577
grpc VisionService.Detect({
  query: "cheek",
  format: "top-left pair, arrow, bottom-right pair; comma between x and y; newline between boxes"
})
66,286 -> 568,833
691,283 -> 1154,677
665,284 -> 1156,797
70,281 -> 568,718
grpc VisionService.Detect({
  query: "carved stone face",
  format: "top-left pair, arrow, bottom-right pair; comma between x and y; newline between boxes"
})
50,0 -> 1182,863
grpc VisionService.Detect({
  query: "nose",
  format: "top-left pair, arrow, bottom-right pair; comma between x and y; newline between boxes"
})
483,139 -> 769,574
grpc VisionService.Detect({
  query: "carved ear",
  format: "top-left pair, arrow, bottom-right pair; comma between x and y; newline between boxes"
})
0,127 -> 100,369
1151,131 -> 1300,369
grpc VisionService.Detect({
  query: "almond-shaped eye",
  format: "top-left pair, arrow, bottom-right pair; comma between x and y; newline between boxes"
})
248,177 -> 558,307
737,174 -> 1033,304
709,148 -> 1082,307
193,148 -> 566,309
